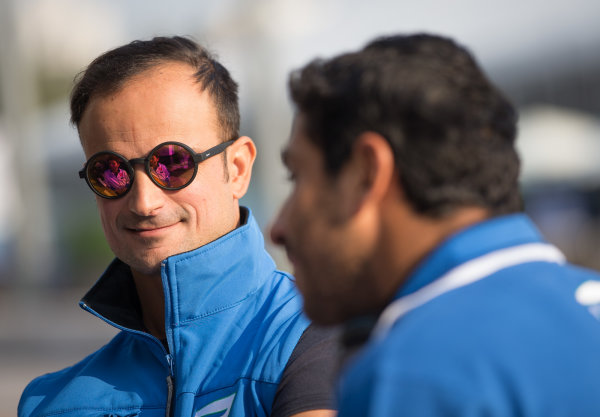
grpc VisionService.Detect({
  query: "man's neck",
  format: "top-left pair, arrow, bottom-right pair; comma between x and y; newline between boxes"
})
378,204 -> 491,303
131,269 -> 166,340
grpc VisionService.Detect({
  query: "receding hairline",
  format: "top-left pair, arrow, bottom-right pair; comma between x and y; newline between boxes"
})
71,36 -> 241,145
75,61 -> 228,158
76,60 -> 208,122
75,60 -> 227,149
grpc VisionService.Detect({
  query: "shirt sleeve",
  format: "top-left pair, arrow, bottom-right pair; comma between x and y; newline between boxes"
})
270,324 -> 340,417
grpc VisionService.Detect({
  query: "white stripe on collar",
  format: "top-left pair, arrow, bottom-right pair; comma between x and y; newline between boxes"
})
372,243 -> 565,341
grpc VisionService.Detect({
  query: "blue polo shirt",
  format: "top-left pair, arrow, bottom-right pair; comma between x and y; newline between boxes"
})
338,214 -> 600,416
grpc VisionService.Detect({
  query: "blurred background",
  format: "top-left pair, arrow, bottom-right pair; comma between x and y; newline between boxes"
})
2,0 -> 600,414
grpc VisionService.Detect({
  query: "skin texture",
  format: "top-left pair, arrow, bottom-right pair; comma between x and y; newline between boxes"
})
79,62 -> 256,337
271,113 -> 490,326
271,115 -> 385,325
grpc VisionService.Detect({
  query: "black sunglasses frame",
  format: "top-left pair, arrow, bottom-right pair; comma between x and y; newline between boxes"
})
79,139 -> 236,199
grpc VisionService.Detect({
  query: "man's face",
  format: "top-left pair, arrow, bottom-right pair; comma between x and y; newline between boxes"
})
108,159 -> 120,173
78,62 -> 241,275
271,115 -> 380,325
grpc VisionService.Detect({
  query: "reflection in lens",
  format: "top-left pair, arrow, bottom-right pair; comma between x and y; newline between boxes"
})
149,152 -> 171,187
152,144 -> 195,189
87,153 -> 131,197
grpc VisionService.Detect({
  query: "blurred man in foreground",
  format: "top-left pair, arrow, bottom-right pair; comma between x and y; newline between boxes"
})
19,36 -> 336,417
271,33 -> 600,416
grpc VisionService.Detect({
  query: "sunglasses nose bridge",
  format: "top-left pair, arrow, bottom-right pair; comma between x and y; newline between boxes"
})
125,157 -> 147,178
127,157 -> 171,190
127,157 -> 146,167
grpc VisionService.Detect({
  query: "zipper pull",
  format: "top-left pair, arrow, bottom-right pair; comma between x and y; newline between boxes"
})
166,353 -> 174,376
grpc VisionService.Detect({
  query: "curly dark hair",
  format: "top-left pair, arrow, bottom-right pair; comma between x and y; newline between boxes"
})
70,36 -> 240,142
289,33 -> 521,217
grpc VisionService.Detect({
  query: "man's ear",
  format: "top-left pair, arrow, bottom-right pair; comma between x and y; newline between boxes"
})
227,136 -> 256,199
337,132 -> 396,217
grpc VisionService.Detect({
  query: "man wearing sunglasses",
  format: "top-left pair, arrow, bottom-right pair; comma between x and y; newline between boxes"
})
19,37 -> 336,417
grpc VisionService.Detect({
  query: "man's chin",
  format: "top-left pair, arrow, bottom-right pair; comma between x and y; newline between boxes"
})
120,252 -> 167,277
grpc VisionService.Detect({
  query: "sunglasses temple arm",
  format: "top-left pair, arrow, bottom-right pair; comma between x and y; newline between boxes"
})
195,139 -> 236,162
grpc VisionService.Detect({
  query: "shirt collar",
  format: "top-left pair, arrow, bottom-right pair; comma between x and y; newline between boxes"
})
160,207 -> 275,327
81,207 -> 275,330
396,213 -> 546,299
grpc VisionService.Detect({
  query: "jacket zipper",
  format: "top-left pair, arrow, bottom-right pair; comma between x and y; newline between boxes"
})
81,302 -> 177,417
165,353 -> 175,417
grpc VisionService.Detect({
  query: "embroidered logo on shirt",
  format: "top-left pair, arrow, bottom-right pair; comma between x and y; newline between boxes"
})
575,280 -> 600,320
195,392 -> 236,417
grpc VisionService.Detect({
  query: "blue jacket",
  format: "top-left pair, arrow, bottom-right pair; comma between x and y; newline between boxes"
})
19,209 -> 309,417
338,214 -> 600,416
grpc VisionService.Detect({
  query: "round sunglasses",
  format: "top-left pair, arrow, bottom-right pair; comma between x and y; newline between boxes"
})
79,140 -> 235,199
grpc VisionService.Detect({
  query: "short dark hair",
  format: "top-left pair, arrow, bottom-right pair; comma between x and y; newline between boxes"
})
289,33 -> 521,217
70,36 -> 240,141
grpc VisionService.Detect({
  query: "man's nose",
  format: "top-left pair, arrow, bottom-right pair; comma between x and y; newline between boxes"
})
126,167 -> 166,216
